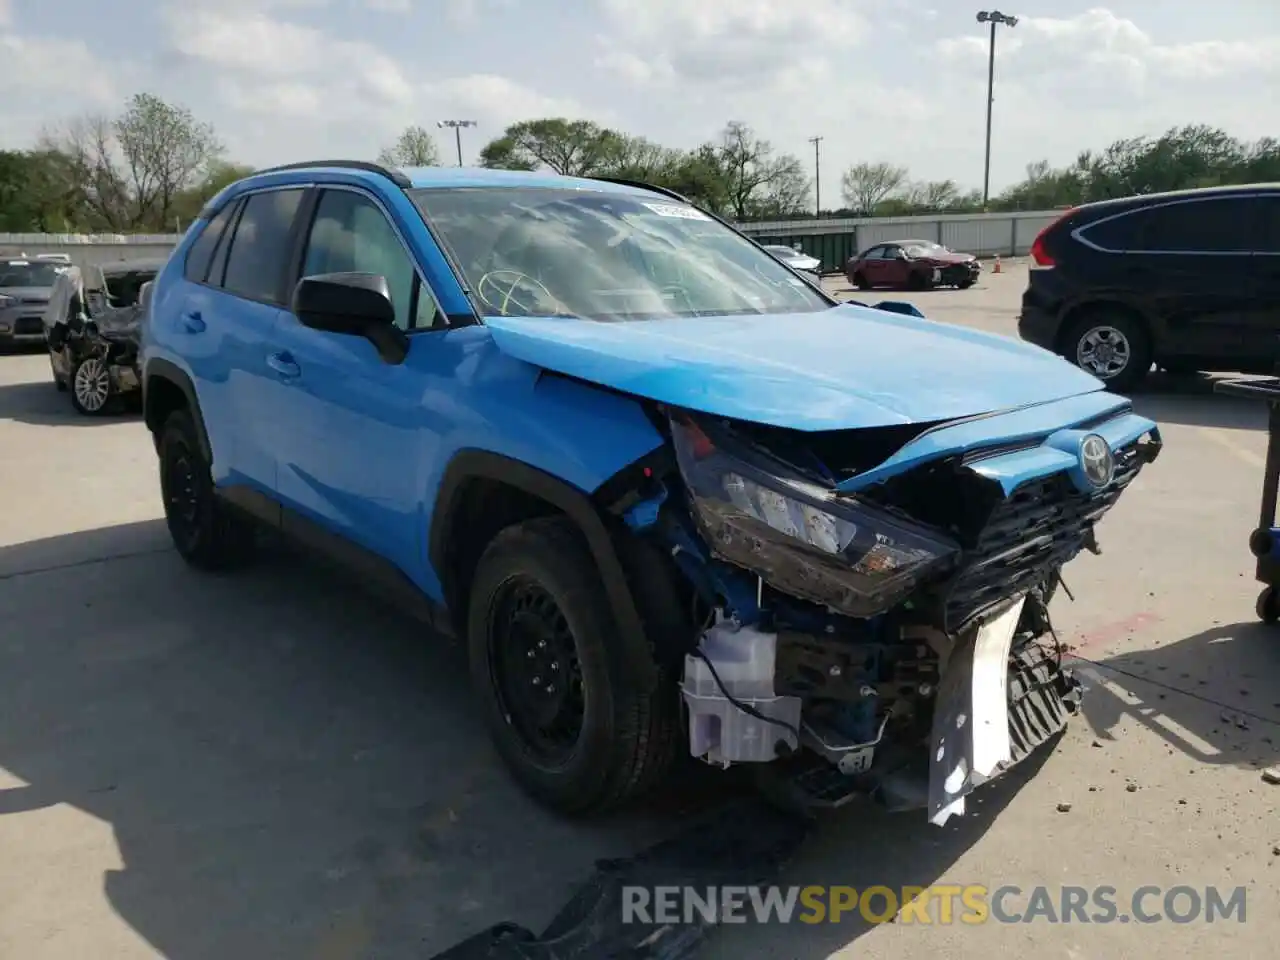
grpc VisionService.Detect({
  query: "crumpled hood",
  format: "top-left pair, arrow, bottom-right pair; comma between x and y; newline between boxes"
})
919,251 -> 975,264
484,304 -> 1105,431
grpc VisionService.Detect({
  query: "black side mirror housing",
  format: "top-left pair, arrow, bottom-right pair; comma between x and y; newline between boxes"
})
291,272 -> 408,364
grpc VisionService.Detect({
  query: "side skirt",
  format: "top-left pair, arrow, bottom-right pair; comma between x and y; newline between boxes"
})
216,485 -> 453,638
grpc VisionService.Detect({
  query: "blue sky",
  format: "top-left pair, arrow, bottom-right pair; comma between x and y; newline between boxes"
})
2,0 -> 1277,206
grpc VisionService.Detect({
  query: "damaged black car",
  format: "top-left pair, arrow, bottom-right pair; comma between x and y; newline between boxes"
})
44,259 -> 161,416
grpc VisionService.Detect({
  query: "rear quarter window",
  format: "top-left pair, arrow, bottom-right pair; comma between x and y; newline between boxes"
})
1081,196 -> 1257,254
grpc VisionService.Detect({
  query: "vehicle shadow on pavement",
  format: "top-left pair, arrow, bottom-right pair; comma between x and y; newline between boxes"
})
0,519 -> 1034,960
698,749 -> 1052,960
1075,622 -> 1280,772
0,378 -> 142,427
1130,373 -> 1268,432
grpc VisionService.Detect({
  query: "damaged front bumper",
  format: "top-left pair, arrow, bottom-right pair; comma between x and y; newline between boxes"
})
648,398 -> 1158,824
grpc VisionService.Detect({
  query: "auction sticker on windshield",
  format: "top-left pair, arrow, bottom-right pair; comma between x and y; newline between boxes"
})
643,202 -> 711,220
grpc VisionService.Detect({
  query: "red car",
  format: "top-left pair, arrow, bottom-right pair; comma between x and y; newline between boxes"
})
846,239 -> 980,291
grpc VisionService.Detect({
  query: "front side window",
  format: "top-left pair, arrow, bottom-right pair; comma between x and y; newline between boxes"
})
412,187 -> 829,322
222,189 -> 305,303
302,189 -> 433,330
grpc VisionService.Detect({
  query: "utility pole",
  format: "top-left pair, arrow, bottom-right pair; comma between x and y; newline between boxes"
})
808,136 -> 823,218
437,119 -> 477,166
976,10 -> 1018,208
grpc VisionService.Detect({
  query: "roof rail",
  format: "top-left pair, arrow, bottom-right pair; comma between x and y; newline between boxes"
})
589,176 -> 692,205
251,159 -> 412,189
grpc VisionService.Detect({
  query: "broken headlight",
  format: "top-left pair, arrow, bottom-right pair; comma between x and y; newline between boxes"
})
671,413 -> 960,618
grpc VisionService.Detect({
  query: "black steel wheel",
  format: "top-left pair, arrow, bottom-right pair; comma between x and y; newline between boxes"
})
158,408 -> 256,570
467,516 -> 679,815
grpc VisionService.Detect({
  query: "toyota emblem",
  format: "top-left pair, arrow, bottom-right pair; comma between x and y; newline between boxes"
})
1080,434 -> 1115,488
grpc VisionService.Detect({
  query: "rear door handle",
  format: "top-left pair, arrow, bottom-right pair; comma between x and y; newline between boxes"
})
266,352 -> 300,379
181,311 -> 205,333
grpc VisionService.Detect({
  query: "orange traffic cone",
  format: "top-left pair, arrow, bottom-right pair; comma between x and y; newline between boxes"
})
993,255 -> 1002,274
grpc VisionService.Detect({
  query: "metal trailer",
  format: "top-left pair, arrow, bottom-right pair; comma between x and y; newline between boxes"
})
1213,376 -> 1280,622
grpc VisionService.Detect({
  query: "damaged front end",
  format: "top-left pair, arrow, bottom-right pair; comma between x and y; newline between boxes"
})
48,304 -> 144,412
625,401 -> 1160,825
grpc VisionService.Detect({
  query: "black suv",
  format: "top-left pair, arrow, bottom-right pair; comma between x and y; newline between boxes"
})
1018,184 -> 1280,390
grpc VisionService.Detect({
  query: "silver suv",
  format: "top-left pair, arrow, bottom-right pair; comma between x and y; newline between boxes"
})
0,257 -> 64,347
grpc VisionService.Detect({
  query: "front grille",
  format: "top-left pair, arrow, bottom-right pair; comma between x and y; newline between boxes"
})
942,441 -> 1142,630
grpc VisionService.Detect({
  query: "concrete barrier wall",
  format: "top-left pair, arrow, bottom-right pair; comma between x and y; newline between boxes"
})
0,235 -> 183,270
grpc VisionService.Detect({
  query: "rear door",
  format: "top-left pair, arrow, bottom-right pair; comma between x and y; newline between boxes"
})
1252,195 -> 1280,369
179,186 -> 308,494
1080,195 -> 1265,365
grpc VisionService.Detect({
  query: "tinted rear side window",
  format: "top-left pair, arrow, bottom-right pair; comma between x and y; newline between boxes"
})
221,189 -> 305,303
1253,196 -> 1280,254
1084,197 -> 1256,253
183,202 -> 238,282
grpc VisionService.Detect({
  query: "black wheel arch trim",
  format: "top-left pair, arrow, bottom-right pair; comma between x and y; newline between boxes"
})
143,357 -> 213,463
429,449 -> 660,692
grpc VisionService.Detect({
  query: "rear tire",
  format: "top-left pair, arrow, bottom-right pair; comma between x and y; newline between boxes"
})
467,516 -> 679,815
158,408 -> 256,570
1062,308 -> 1152,393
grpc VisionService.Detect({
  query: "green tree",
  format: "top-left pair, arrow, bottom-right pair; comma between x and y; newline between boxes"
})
479,119 -> 622,176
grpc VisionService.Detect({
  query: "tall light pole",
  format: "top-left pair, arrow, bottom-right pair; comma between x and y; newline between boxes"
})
808,136 -> 823,218
976,10 -> 1018,208
437,119 -> 477,166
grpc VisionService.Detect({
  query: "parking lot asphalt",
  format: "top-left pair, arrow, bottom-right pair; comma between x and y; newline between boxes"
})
2,261 -> 1279,959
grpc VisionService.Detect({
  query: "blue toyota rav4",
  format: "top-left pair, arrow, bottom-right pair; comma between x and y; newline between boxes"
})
142,162 -> 1161,825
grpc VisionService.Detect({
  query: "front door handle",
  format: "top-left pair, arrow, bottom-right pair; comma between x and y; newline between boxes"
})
266,352 -> 300,379
181,311 -> 205,333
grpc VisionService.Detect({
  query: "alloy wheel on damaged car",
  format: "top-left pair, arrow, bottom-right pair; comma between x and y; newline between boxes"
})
71,357 -> 111,413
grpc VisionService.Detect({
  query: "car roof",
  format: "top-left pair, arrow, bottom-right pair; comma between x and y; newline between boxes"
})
1077,181 -> 1280,214
225,162 -> 673,201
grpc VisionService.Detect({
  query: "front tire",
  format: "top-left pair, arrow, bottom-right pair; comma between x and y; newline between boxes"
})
1063,308 -> 1153,393
158,408 -> 256,570
853,272 -> 871,291
467,516 -> 679,815
69,355 -> 113,415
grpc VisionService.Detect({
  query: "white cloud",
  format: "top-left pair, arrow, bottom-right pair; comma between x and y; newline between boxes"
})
596,0 -> 863,86
158,3 -> 601,165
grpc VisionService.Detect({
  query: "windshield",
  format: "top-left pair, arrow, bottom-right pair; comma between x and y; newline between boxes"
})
0,261 -> 61,288
411,187 -> 830,321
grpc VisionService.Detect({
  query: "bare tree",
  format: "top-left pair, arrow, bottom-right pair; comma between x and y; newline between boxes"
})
377,125 -> 441,167
717,121 -> 811,219
839,161 -> 908,215
904,178 -> 962,210
39,116 -> 131,230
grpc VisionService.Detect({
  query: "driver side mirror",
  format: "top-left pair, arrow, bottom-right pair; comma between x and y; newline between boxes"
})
291,272 -> 408,364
